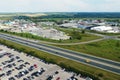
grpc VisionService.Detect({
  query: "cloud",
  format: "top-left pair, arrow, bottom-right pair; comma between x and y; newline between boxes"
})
94,0 -> 120,12
27,0 -> 91,12
0,0 -> 30,12
0,0 -> 120,12
0,0 -> 92,12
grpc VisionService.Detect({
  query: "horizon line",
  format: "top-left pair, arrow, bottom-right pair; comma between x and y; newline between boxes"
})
0,12 -> 120,13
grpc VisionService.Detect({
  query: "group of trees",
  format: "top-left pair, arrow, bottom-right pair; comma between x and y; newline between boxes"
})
70,31 -> 82,40
31,12 -> 120,19
9,13 -> 120,21
69,30 -> 85,40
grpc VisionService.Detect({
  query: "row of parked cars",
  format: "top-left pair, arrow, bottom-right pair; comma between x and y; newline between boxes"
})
0,47 -> 89,80
0,52 -> 46,80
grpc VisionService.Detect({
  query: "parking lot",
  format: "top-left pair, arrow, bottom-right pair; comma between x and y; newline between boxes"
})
0,45 -> 86,80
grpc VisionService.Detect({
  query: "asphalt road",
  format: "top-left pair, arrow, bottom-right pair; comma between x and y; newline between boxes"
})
0,33 -> 120,75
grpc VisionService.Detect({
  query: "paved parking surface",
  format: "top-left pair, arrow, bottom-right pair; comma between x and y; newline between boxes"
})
0,45 -> 86,80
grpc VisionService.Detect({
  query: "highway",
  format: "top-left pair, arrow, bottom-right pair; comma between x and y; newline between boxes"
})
0,33 -> 120,75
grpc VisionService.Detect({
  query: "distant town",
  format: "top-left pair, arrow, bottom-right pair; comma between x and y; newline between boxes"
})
0,16 -> 120,40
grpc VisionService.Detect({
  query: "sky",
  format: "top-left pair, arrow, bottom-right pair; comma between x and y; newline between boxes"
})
0,0 -> 120,12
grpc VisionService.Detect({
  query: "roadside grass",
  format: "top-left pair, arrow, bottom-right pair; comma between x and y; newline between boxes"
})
0,30 -> 101,43
0,38 -> 120,80
47,33 -> 101,43
53,39 -> 120,62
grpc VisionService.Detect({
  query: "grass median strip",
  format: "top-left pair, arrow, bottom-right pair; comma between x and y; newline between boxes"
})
0,38 -> 120,80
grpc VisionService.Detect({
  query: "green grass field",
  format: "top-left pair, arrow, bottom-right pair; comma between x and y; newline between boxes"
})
0,38 -> 120,80
54,39 -> 120,62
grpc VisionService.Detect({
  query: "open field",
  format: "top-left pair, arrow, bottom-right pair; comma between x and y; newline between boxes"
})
0,13 -> 47,17
53,39 -> 120,62
0,38 -> 120,80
